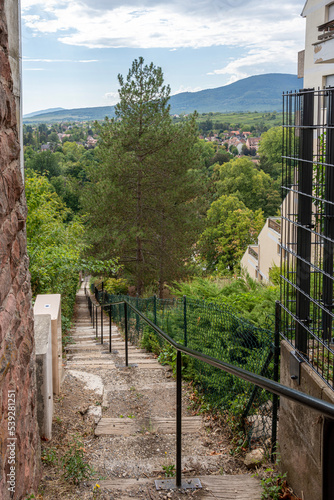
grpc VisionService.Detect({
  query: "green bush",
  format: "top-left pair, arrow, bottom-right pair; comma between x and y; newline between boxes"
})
104,277 -> 129,295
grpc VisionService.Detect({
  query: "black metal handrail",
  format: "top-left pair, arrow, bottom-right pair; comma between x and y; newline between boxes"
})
87,290 -> 334,490
85,290 -> 118,353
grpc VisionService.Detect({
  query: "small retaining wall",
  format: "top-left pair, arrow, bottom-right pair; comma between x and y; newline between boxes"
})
34,294 -> 62,395
35,314 -> 53,440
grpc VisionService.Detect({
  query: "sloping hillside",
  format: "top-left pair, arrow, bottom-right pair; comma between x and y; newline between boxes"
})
23,73 -> 300,123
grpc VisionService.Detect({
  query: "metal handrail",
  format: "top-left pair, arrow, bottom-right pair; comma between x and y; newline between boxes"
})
91,296 -> 334,490
86,293 -> 116,353
115,300 -> 334,419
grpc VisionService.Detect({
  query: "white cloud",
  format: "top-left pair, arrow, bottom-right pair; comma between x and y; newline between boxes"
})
103,92 -> 119,104
209,41 -> 302,83
23,58 -> 98,63
172,85 -> 204,95
22,1 -> 305,50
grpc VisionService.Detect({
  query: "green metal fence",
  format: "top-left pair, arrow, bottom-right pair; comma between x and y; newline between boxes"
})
93,285 -> 277,451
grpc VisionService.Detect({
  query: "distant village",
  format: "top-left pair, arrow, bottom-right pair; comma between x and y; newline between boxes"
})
199,130 -> 260,155
24,120 -> 262,158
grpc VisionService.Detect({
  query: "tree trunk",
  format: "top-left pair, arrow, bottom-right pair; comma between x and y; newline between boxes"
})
136,167 -> 143,296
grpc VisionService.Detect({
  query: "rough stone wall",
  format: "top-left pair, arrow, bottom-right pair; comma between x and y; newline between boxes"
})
0,2 -> 41,499
278,340 -> 334,500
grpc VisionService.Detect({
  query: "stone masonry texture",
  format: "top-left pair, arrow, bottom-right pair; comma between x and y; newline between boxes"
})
0,2 -> 41,499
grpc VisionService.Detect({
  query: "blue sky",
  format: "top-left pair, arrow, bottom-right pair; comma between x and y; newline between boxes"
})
21,0 -> 306,115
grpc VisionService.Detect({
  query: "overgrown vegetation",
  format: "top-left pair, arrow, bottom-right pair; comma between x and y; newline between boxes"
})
25,171 -> 85,336
25,171 -> 119,342
61,436 -> 95,484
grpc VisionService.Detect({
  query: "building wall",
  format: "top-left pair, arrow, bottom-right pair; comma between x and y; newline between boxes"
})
279,340 -> 334,500
257,219 -> 280,282
240,218 -> 280,283
240,247 -> 258,280
302,0 -> 334,88
0,2 -> 41,498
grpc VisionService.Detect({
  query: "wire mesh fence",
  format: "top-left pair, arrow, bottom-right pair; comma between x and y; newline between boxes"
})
281,87 -> 334,389
92,285 -> 276,451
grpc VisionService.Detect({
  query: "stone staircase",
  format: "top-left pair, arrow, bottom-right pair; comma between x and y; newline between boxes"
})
64,284 -> 262,499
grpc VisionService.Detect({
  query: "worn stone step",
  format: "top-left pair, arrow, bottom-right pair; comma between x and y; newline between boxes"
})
68,354 -> 113,361
104,382 -> 175,393
95,416 -> 202,436
66,344 -> 114,350
66,361 -> 116,368
96,475 -> 261,499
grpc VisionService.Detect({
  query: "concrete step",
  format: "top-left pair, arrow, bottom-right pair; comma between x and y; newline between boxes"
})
95,416 -> 202,436
66,361 -> 116,369
96,475 -> 262,499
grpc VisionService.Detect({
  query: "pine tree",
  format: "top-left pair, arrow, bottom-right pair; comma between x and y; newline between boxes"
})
83,58 -> 205,296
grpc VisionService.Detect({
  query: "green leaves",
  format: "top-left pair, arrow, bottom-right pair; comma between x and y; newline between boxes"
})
214,157 -> 281,218
198,194 -> 264,273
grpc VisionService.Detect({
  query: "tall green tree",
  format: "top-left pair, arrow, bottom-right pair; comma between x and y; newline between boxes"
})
258,126 -> 283,180
83,58 -> 205,296
214,157 -> 280,218
198,194 -> 264,273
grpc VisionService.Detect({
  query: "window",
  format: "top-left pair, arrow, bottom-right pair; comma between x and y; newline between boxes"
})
326,74 -> 334,87
328,3 -> 334,22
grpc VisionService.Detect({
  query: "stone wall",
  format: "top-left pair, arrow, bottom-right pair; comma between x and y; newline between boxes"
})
0,1 -> 41,498
278,340 -> 334,500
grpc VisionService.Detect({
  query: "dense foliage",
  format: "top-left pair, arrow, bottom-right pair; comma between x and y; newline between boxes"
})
25,172 -> 85,334
25,171 -> 118,336
213,157 -> 281,218
171,274 -> 279,329
198,194 -> 264,273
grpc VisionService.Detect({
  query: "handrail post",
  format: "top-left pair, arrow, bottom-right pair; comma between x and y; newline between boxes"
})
271,300 -> 281,461
109,305 -> 112,354
183,295 -> 187,347
176,349 -> 182,487
95,305 -> 98,338
153,294 -> 157,325
101,304 -> 103,344
136,294 -> 140,333
92,303 -> 94,327
124,302 -> 129,367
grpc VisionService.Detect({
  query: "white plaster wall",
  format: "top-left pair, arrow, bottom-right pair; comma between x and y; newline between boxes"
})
302,0 -> 334,88
257,220 -> 281,282
240,249 -> 258,281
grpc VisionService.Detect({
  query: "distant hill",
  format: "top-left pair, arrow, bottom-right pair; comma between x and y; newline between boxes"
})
169,73 -> 301,114
24,107 -> 65,118
23,106 -> 116,123
23,73 -> 301,123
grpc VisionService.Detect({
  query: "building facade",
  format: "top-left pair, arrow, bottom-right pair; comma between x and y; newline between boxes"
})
299,0 -> 334,88
240,217 -> 281,283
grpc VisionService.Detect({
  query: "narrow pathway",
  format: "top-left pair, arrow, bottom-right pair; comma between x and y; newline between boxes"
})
65,284 -> 262,499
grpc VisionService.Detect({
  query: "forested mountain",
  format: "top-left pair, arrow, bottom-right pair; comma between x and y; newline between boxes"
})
169,73 -> 300,114
23,73 -> 300,123
24,107 -> 65,118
